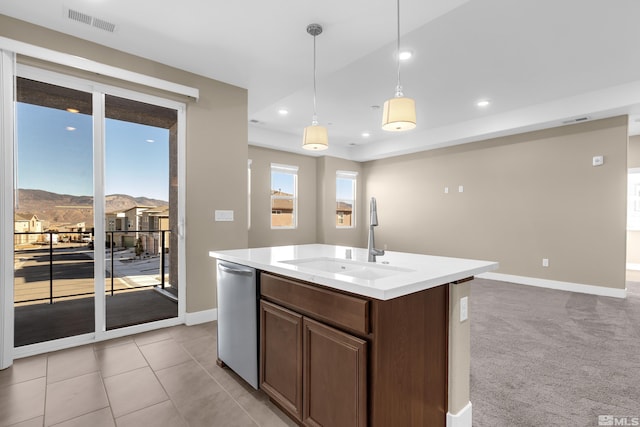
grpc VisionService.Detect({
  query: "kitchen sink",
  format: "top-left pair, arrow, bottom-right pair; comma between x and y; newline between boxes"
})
279,257 -> 414,279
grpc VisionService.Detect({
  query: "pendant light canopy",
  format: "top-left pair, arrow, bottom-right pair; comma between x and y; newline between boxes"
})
303,23 -> 329,151
382,0 -> 416,132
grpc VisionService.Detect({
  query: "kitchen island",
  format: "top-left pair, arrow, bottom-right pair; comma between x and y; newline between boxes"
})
209,244 -> 498,427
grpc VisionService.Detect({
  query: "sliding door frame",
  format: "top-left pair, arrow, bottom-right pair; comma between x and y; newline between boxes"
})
2,59 -> 188,364
0,50 -> 15,369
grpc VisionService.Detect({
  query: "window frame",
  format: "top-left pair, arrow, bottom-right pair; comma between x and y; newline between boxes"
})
270,163 -> 298,229
336,170 -> 357,229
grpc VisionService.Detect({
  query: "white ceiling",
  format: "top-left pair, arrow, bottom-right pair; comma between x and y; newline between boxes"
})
2,0 -> 640,161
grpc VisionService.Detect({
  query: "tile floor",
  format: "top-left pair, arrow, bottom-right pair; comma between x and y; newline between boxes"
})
0,322 -> 297,427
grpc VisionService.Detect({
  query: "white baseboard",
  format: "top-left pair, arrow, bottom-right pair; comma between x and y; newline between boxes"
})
185,308 -> 217,326
477,272 -> 626,298
626,263 -> 640,271
447,402 -> 472,427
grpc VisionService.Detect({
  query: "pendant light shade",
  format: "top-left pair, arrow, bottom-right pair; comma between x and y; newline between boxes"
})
382,96 -> 416,131
303,23 -> 329,151
382,0 -> 416,132
303,123 -> 329,150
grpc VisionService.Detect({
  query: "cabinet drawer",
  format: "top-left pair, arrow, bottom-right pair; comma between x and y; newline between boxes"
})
261,273 -> 370,335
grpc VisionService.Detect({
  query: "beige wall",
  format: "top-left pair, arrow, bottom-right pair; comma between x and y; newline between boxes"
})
316,156 -> 363,247
248,146 -> 318,247
0,15 -> 248,313
629,135 -> 640,168
363,117 -> 628,289
248,147 -> 363,248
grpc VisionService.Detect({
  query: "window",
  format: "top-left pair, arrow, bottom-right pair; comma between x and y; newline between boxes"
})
336,171 -> 357,228
271,163 -> 298,228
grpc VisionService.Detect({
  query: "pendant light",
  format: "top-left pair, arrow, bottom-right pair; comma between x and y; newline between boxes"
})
381,0 -> 416,131
302,23 -> 329,151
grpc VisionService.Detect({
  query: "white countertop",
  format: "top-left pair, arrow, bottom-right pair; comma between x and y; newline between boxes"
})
209,244 -> 498,300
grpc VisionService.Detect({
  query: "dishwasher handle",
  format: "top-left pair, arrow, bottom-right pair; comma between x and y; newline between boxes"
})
218,262 -> 254,276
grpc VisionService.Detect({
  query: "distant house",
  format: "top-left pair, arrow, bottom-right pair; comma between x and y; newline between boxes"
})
140,207 -> 170,254
271,190 -> 294,227
336,201 -> 353,227
14,214 -> 43,245
106,205 -> 169,253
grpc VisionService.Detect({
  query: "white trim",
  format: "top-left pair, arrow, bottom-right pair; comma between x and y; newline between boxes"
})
93,91 -> 107,338
0,50 -> 15,369
477,272 -> 627,298
177,105 -> 187,319
447,402 -> 472,427
336,170 -> 358,178
0,36 -> 199,100
13,317 -> 183,359
185,308 -> 218,326
270,163 -> 299,173
626,263 -> 640,271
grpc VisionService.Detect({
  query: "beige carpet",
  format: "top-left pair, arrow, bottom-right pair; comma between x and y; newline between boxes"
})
470,278 -> 640,426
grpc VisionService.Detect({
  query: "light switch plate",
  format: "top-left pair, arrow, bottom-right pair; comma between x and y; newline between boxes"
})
592,156 -> 604,166
215,210 -> 234,222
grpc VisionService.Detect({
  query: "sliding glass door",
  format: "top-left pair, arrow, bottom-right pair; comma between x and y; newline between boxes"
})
12,67 -> 183,348
104,94 -> 178,330
14,77 -> 95,346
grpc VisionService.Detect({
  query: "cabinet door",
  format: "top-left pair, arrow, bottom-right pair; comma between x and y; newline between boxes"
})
260,300 -> 303,421
302,317 -> 367,427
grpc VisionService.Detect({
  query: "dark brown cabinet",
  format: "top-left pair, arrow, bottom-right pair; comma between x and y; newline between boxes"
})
302,317 -> 366,427
259,272 -> 449,427
260,300 -> 303,421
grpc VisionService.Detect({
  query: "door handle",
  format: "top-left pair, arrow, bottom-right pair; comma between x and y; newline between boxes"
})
218,263 -> 253,276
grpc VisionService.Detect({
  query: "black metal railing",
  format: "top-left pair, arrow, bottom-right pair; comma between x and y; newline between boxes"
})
14,229 -> 171,304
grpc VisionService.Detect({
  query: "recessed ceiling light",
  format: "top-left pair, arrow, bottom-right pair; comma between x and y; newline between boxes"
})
476,100 -> 491,107
399,51 -> 413,61
146,139 -> 155,143
278,109 -> 288,116
361,132 -> 370,138
66,108 -> 79,113
66,126 -> 76,131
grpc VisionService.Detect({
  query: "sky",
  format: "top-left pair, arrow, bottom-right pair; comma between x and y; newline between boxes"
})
270,171 -> 295,195
336,177 -> 355,201
271,172 -> 355,201
16,103 -> 169,201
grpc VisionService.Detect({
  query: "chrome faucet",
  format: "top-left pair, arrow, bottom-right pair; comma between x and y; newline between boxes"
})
368,197 -> 385,262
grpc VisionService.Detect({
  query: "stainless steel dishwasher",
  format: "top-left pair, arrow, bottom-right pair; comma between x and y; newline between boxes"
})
216,259 -> 259,389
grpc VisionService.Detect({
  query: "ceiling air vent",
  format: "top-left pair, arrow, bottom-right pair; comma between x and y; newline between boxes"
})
92,18 -> 116,33
562,116 -> 591,125
67,8 -> 116,33
68,9 -> 92,25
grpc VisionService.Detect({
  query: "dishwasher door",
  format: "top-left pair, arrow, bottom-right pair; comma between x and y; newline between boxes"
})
216,260 -> 258,389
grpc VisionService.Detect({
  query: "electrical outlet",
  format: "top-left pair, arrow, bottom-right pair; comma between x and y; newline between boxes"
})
542,258 -> 549,267
458,185 -> 464,193
460,296 -> 468,322
444,187 -> 449,194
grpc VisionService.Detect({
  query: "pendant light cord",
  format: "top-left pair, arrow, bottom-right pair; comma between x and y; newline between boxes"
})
312,33 -> 318,124
395,0 -> 403,98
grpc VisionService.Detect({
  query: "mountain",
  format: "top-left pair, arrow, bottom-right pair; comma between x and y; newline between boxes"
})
15,189 -> 168,228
